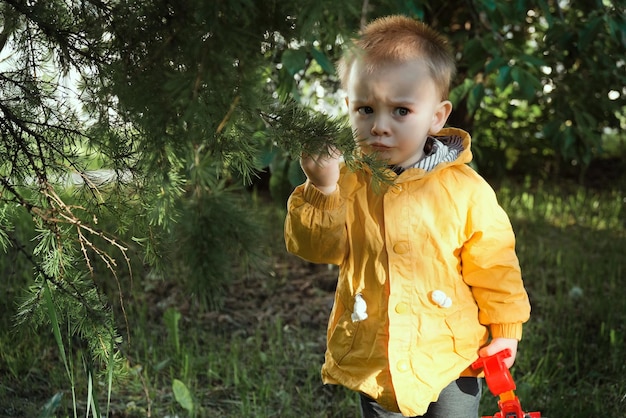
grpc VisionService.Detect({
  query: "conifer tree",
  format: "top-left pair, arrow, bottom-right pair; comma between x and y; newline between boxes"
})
0,0 -> 369,389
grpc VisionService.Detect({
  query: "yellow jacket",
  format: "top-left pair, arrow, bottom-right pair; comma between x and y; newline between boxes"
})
284,128 -> 531,416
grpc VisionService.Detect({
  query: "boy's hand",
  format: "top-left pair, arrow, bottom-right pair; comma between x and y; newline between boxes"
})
479,338 -> 519,369
300,146 -> 341,194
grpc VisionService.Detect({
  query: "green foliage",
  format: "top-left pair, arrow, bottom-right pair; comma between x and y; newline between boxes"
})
0,0 -> 625,414
172,379 -> 195,416
164,308 -> 182,356
169,181 -> 267,309
437,0 -> 626,177
493,182 -> 626,416
38,392 -> 63,418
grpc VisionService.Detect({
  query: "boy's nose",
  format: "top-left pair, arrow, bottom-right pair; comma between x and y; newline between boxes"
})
371,116 -> 390,136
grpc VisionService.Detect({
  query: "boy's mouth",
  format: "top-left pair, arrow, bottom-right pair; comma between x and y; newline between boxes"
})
369,143 -> 391,151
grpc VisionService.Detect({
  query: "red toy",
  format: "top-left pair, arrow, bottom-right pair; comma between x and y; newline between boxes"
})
471,349 -> 541,418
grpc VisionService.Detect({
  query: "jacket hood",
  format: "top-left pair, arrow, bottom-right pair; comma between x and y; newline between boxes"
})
395,127 -> 473,182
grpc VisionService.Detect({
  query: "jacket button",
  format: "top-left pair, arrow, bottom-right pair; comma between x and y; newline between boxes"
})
395,303 -> 409,314
396,360 -> 409,372
430,290 -> 452,308
393,242 -> 409,254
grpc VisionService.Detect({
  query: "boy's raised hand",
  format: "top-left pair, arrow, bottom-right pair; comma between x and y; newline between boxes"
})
300,146 -> 341,195
479,338 -> 519,369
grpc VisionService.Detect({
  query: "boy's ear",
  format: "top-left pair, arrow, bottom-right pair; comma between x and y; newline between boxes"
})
345,97 -> 350,107
430,100 -> 453,134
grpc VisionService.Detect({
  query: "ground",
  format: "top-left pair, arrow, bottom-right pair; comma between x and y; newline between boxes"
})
168,257 -> 338,332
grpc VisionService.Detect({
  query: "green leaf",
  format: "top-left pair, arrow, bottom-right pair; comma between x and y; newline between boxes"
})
287,159 -> 306,187
485,56 -> 507,74
87,371 -> 101,418
43,282 -> 72,380
463,38 -> 485,61
400,0 -> 425,20
477,0 -> 497,12
172,379 -> 194,412
543,120 -> 561,141
465,38 -> 489,76
38,392 -> 63,418
578,16 -> 603,51
449,78 -> 474,107
257,138 -> 278,168
496,66 -> 512,90
276,67 -> 298,101
106,337 -> 115,417
467,83 -> 485,115
495,1 -> 515,22
606,15 -> 626,47
537,0 -> 554,27
562,126 -> 575,155
310,48 -> 335,75
574,112 -> 598,155
269,152 -> 288,176
492,108 -> 508,119
511,67 -> 541,101
519,54 -> 547,67
515,0 -> 528,15
281,49 -> 308,76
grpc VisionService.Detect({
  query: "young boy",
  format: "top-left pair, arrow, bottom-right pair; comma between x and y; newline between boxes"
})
284,15 -> 531,418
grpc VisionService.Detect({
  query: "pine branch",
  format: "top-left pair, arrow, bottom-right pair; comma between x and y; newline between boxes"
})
261,100 -> 355,158
261,100 -> 393,187
40,185 -> 132,342
1,175 -> 132,343
7,227 -> 105,325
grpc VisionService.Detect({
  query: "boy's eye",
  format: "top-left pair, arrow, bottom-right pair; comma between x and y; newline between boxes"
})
394,107 -> 410,116
357,106 -> 373,115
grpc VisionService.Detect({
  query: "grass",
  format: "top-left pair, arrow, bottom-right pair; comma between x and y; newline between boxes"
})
494,181 -> 626,416
0,179 -> 624,417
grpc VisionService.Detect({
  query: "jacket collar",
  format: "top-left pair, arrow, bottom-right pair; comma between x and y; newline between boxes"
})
393,127 -> 472,182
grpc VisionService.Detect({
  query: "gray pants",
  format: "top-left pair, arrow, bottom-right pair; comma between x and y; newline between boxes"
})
360,377 -> 481,418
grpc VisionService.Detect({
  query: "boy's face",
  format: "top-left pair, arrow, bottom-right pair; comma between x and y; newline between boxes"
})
346,58 -> 452,168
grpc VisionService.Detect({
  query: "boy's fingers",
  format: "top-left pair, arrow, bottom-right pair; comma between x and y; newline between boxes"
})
301,145 -> 341,160
478,338 -> 518,368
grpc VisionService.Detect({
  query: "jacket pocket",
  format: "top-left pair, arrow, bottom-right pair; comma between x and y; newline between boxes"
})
444,307 -> 487,360
327,310 -> 360,365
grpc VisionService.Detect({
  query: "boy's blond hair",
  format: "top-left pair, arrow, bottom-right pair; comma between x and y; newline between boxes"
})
338,15 -> 456,99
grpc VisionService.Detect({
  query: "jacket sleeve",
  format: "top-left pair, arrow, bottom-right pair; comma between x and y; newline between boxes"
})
460,180 -> 531,340
284,180 -> 348,265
